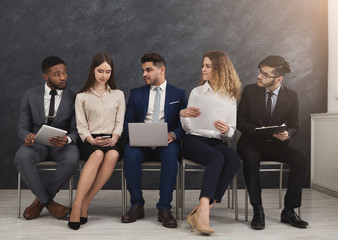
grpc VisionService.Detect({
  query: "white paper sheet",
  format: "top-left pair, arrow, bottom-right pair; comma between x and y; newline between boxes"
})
188,94 -> 231,131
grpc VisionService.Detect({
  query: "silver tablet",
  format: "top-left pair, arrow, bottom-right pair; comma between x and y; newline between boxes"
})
34,125 -> 67,146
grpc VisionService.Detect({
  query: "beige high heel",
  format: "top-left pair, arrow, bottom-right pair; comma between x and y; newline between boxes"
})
193,212 -> 215,235
186,205 -> 198,231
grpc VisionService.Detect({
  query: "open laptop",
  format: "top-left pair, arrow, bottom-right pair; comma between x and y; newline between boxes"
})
34,125 -> 67,146
128,122 -> 168,147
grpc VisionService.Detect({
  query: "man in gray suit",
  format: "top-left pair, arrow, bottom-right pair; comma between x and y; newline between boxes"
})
15,56 -> 79,220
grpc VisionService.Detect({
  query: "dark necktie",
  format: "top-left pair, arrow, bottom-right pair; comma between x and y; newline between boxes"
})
47,90 -> 57,125
266,91 -> 273,121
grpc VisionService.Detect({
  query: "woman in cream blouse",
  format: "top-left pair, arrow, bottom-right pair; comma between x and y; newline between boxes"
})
180,50 -> 241,235
68,52 -> 125,230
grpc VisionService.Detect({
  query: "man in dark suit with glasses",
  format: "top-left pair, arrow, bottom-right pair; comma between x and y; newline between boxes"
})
237,55 -> 308,230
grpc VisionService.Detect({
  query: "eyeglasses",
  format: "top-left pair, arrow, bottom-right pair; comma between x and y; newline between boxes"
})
258,68 -> 280,79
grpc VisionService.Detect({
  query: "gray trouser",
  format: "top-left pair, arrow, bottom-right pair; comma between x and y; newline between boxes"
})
14,143 -> 79,204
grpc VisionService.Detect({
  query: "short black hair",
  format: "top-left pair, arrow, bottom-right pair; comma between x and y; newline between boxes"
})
258,55 -> 291,76
41,56 -> 65,74
141,53 -> 166,68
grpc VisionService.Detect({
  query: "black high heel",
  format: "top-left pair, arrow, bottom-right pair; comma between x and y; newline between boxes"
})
68,221 -> 80,230
80,217 -> 88,225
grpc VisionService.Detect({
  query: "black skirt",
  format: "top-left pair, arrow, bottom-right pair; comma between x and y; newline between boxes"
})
78,134 -> 123,161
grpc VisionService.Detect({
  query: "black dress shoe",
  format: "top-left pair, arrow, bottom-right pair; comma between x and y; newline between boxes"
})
251,211 -> 265,230
80,217 -> 88,225
281,209 -> 308,228
158,209 -> 177,228
68,221 -> 80,230
121,205 -> 145,223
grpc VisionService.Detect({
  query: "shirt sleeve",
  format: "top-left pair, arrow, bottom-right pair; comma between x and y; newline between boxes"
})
112,91 -> 126,137
75,94 -> 91,142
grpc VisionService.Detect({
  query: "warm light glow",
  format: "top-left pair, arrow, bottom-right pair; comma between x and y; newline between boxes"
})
328,0 -> 338,112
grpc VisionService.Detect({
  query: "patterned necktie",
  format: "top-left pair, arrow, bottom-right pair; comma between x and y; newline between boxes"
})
47,90 -> 57,125
153,86 -> 161,122
266,91 -> 273,121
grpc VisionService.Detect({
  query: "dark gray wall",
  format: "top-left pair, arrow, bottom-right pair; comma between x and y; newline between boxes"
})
0,0 -> 327,190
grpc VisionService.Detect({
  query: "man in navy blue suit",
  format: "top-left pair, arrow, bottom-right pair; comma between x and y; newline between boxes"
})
121,53 -> 187,228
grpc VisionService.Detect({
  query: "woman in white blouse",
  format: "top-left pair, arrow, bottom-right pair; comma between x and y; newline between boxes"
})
68,53 -> 125,230
180,50 -> 241,235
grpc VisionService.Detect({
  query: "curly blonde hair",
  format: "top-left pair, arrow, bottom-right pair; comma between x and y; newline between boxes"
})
200,50 -> 241,101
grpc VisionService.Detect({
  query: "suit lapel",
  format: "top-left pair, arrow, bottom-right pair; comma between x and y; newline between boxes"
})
37,85 -> 46,124
257,86 -> 269,124
52,89 -> 69,125
142,86 -> 150,120
164,83 -> 172,122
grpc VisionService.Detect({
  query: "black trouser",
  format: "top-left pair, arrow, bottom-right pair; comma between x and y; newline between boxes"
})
182,135 -> 240,203
237,138 -> 306,209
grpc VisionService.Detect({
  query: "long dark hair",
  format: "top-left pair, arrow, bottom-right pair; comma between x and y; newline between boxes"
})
78,52 -> 117,93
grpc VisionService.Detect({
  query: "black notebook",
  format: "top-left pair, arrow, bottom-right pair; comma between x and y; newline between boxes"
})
254,125 -> 287,138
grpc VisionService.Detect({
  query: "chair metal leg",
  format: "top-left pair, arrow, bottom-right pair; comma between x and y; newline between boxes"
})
179,163 -> 184,220
69,175 -> 73,208
17,172 -> 21,218
245,186 -> 248,221
179,163 -> 183,220
279,163 -> 283,208
231,182 -> 234,209
228,185 -> 231,208
121,163 -> 127,215
176,169 -> 179,220
233,174 -> 238,220
181,163 -> 186,220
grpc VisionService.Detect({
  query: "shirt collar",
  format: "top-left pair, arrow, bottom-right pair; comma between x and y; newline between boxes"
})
150,80 -> 167,92
90,85 -> 112,93
266,84 -> 282,96
201,81 -> 220,94
45,83 -> 63,95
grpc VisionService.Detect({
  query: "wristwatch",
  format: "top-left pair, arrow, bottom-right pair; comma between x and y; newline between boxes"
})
169,132 -> 176,141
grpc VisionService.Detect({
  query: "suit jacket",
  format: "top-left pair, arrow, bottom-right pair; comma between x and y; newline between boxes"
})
17,84 -> 79,143
124,82 -> 188,142
237,83 -> 299,144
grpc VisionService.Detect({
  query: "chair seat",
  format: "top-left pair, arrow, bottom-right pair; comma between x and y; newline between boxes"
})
182,159 -> 205,167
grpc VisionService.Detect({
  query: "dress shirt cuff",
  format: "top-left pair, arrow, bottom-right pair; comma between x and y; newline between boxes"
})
218,127 -> 234,140
67,136 -> 72,144
180,116 -> 191,133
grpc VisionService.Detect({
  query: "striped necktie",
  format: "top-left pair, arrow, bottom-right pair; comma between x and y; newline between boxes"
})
153,86 -> 161,122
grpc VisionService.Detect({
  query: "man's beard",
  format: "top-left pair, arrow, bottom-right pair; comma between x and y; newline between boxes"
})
48,78 -> 66,90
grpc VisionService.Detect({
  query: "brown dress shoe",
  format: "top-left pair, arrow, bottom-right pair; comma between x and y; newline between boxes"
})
121,205 -> 145,223
158,209 -> 177,228
23,198 -> 44,220
46,200 -> 70,219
